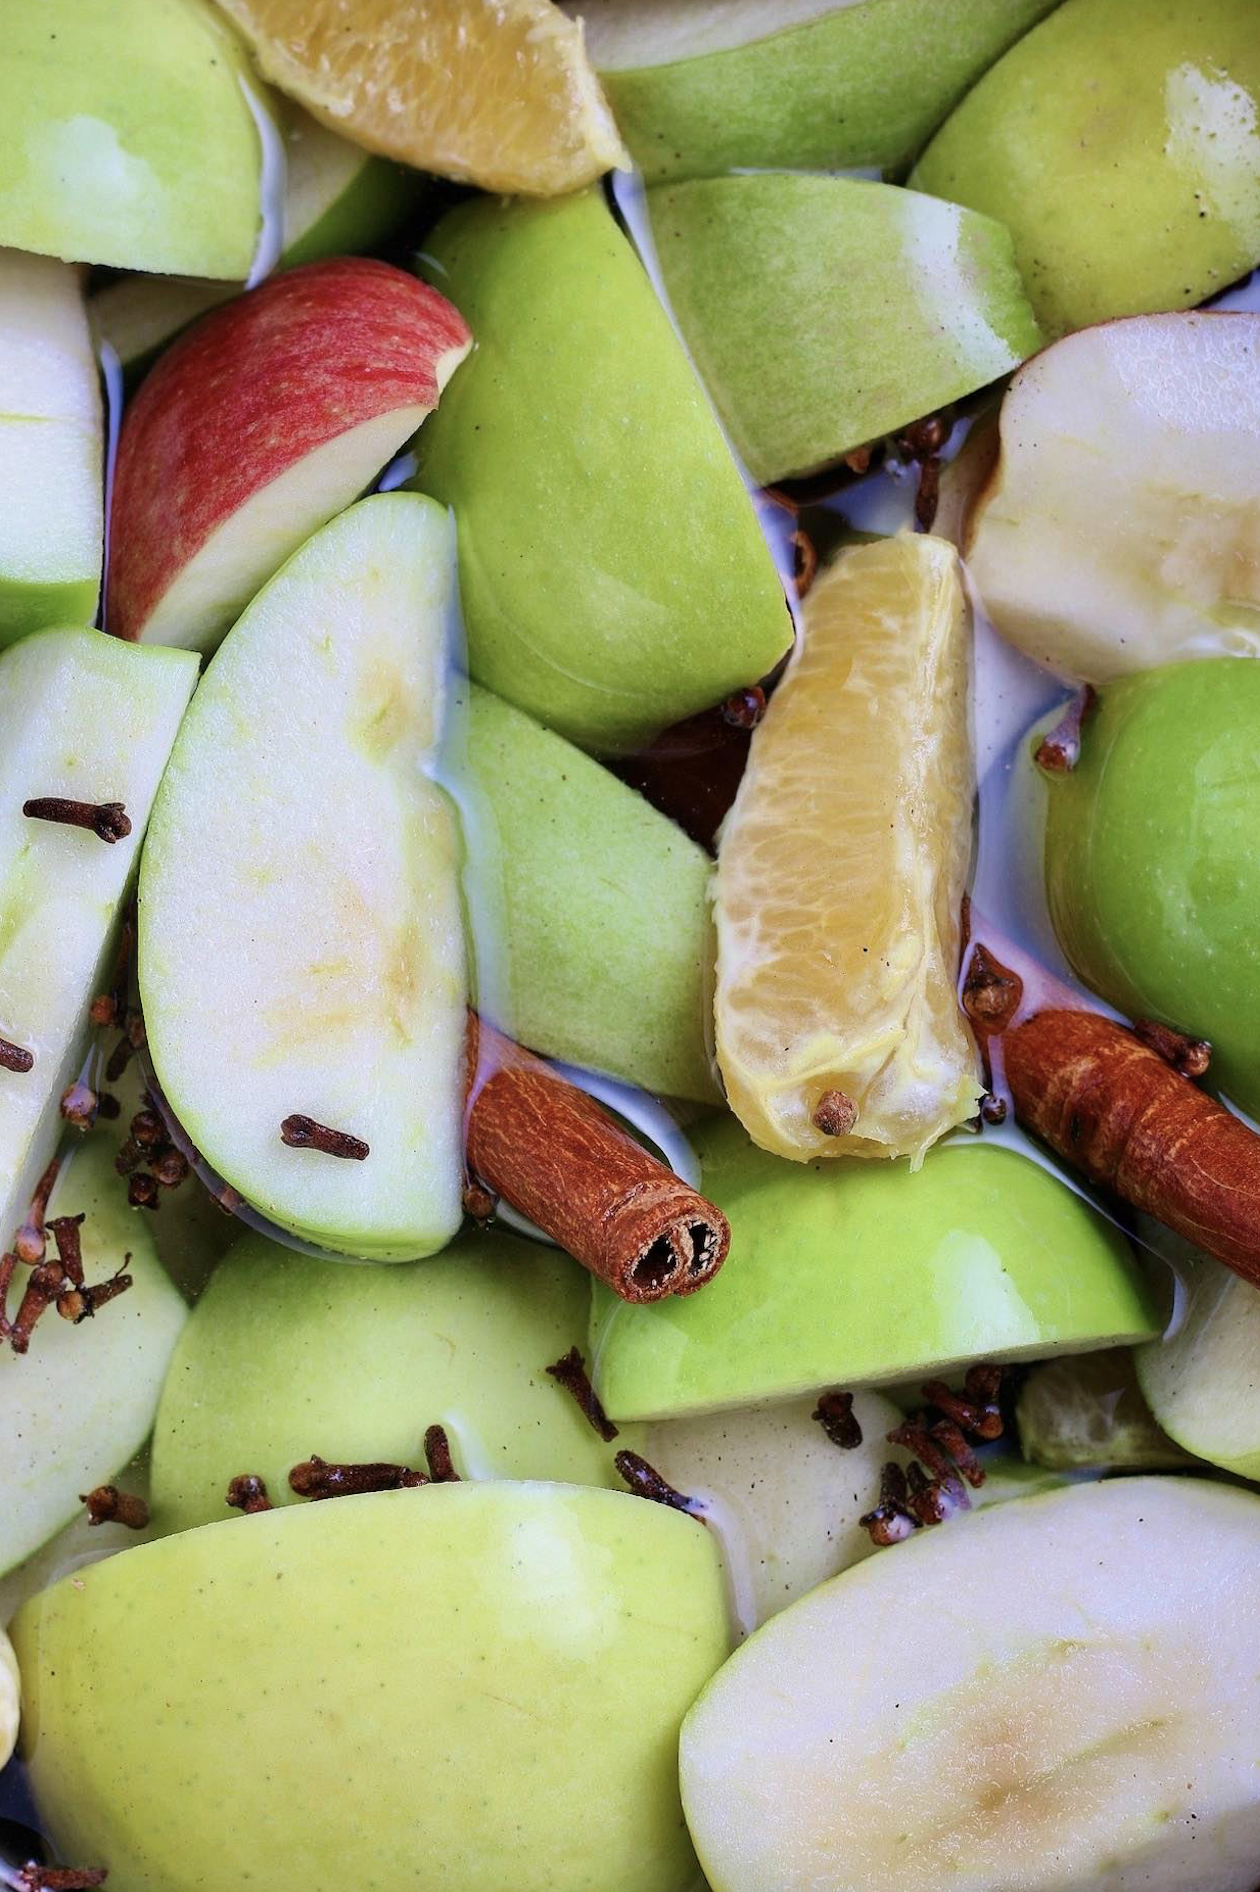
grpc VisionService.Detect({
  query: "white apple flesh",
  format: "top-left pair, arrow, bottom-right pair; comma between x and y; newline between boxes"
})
138,493 -> 467,1262
1136,1246 -> 1260,1481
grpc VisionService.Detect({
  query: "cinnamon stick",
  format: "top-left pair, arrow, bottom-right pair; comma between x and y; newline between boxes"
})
464,1015 -> 729,1304
1004,1008 -> 1260,1287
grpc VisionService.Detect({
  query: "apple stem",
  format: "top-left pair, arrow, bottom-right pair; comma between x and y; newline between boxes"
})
811,1390 -> 862,1450
545,1347 -> 619,1443
81,1485 -> 149,1531
22,797 -> 132,844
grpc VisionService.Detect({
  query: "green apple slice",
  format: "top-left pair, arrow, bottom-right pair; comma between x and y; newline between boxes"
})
0,249 -> 103,644
0,628 -> 197,1249
0,1136 -> 185,1580
590,1116 -> 1159,1421
681,1477 -> 1260,1892
1136,1249 -> 1260,1480
150,1228 -> 633,1534
139,493 -> 466,1261
0,0 -> 267,277
648,172 -> 1042,488
911,0 -> 1260,336
411,187 -> 791,753
0,1451 -> 155,1631
967,313 -> 1260,681
570,0 -> 1061,184
453,683 -> 715,1100
14,1483 -> 730,1892
1016,1349 -> 1194,1471
0,1626 -> 15,1769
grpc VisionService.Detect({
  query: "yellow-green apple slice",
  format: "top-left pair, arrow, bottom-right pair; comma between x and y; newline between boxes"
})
88,104 -> 426,383
912,0 -> 1260,335
107,258 -> 470,653
0,628 -> 197,1250
13,1483 -> 729,1892
1017,1349 -> 1194,1472
0,249 -> 103,645
648,173 -> 1042,484
1136,1247 -> 1260,1480
0,1451 -> 156,1630
681,1478 -> 1260,1892
590,1116 -> 1159,1422
150,1227 -> 635,1534
966,312 -> 1260,680
569,0 -> 1060,183
139,493 -> 467,1262
0,1628 -> 15,1768
453,684 -> 715,1100
0,1136 -> 185,1580
0,0 -> 268,277
411,188 -> 790,753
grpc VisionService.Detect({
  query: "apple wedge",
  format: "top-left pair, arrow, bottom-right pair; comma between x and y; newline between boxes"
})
967,312 -> 1260,680
571,0 -> 1060,183
138,493 -> 467,1262
107,258 -> 470,653
0,1136 -> 185,1580
1136,1248 -> 1260,1481
14,1484 -> 729,1892
0,249 -> 103,645
681,1478 -> 1260,1892
0,0 -> 267,277
0,628 -> 198,1251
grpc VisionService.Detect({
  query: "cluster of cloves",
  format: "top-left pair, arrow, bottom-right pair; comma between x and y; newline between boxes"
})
860,1366 -> 1005,1546
113,1099 -> 190,1210
0,1164 -> 133,1356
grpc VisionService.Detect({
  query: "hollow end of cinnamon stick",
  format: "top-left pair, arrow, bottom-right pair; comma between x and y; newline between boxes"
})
464,1015 -> 730,1305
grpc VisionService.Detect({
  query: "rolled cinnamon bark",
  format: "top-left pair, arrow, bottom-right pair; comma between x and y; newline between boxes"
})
1004,1008 -> 1260,1288
464,1015 -> 729,1304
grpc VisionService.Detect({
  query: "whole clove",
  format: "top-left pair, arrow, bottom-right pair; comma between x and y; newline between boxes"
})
613,1450 -> 699,1516
812,1390 -> 862,1450
81,1485 -> 149,1530
23,797 -> 132,843
546,1346 -> 618,1442
0,1036 -> 34,1073
288,1455 -> 427,1500
423,1424 -> 460,1483
280,1115 -> 369,1160
225,1474 -> 273,1515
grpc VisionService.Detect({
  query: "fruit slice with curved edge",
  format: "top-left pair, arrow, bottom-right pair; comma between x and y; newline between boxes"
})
681,1478 -> 1260,1892
0,1136 -> 186,1580
0,1626 -> 15,1770
411,189 -> 791,753
648,174 -> 1042,485
569,0 -> 1061,184
1017,1349 -> 1194,1471
911,0 -> 1260,336
971,312 -> 1260,679
0,629 -> 198,1254
1043,659 -> 1260,1120
13,1484 -> 729,1892
1136,1246 -> 1260,1480
213,0 -> 627,196
452,683 -> 715,1101
0,1452 -> 155,1632
590,1116 -> 1159,1422
715,534 -> 981,1163
0,250 -> 103,645
0,0 -> 267,277
150,1227 -> 633,1534
139,494 -> 467,1261
89,105 -> 426,382
108,259 -> 470,653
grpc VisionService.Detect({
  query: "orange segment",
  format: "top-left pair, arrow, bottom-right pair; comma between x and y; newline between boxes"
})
714,532 -> 981,1165
213,0 -> 629,196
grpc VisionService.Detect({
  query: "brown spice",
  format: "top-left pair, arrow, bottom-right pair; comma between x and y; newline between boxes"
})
48,1214 -> 85,1286
720,685 -> 767,731
546,1346 -> 619,1442
226,1474 -> 273,1514
81,1485 -> 149,1530
913,455 -> 942,531
57,1266 -> 133,1325
280,1114 -> 369,1160
461,1177 -> 497,1224
791,529 -> 817,599
1132,1017 -> 1212,1079
59,1080 -> 98,1130
812,1390 -> 863,1450
127,1173 -> 160,1211
921,1366 -> 1005,1442
962,942 -> 1025,1033
979,1092 -> 1008,1125
613,1450 -> 699,1516
423,1425 -> 460,1482
23,797 -> 132,843
904,1460 -> 969,1527
17,1866 -> 108,1890
812,1089 -> 858,1138
859,1462 -> 918,1546
288,1455 -> 427,1501
152,1147 -> 190,1189
0,1036 -> 34,1074
1033,687 -> 1098,775
14,1156 -> 60,1263
9,1259 -> 67,1354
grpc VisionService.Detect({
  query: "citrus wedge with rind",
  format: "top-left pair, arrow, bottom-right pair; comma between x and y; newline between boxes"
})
714,532 -> 981,1164
213,0 -> 629,196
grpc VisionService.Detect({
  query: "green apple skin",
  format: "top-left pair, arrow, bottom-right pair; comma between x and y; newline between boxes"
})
150,1228 -> 634,1534
573,0 -> 1062,185
1136,1248 -> 1260,1480
680,1478 -> 1260,1892
0,0 -> 266,278
1017,1349 -> 1194,1471
411,189 -> 791,754
912,0 -> 1260,336
649,174 -> 1042,485
0,1136 -> 186,1580
139,495 -> 467,1262
1044,660 -> 1260,1120
14,1484 -> 729,1892
590,1116 -> 1159,1422
0,249 -> 103,644
453,684 -> 715,1100
0,628 -> 198,1253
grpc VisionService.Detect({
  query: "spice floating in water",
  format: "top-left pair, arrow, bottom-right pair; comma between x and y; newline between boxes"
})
288,1455 -> 427,1500
614,1450 -> 700,1516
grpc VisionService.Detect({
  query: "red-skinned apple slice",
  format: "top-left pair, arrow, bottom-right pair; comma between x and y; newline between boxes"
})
106,257 -> 471,653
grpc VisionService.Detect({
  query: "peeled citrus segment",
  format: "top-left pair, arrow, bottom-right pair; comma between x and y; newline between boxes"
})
213,0 -> 629,196
714,532 -> 981,1164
